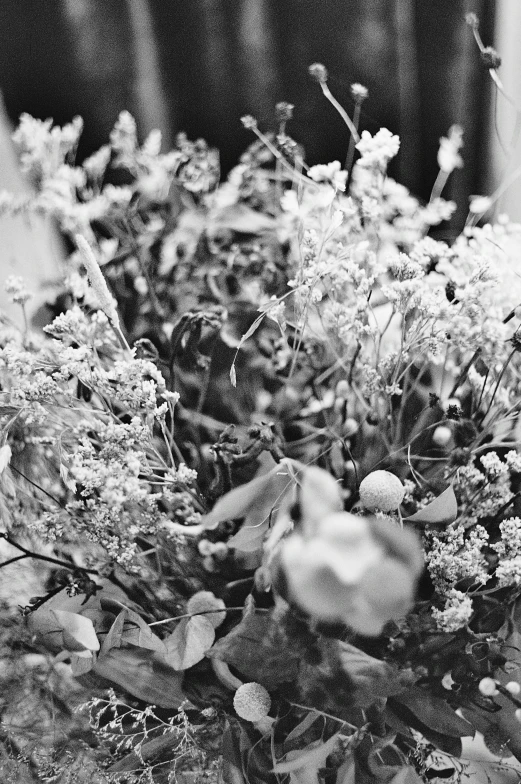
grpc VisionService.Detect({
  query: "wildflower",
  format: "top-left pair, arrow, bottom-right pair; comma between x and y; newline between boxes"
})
355,128 -> 400,169
308,160 -> 347,191
437,125 -> 464,174
359,470 -> 405,512
4,276 -> 33,305
233,682 -> 271,722
432,589 -> 473,632
186,591 -> 226,628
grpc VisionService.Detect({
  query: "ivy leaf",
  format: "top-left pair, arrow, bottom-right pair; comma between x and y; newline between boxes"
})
203,458 -> 302,553
403,486 -> 457,526
51,610 -> 100,653
390,687 -> 474,738
110,602 -> 166,653
164,616 -> 215,670
101,609 -> 126,655
70,651 -> 95,677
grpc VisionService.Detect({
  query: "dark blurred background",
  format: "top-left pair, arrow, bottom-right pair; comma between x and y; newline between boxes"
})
0,0 -> 495,229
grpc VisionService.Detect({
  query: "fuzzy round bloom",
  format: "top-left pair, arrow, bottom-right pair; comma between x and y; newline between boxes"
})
359,470 -> 405,512
233,682 -> 271,722
479,677 -> 499,697
276,509 -> 423,636
506,681 -> 521,696
186,591 -> 226,628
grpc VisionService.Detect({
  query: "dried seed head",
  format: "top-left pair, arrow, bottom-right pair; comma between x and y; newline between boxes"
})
309,63 -> 328,84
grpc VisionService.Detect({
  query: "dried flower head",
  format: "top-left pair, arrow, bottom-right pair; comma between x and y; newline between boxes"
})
233,682 -> 271,722
308,63 -> 328,84
350,83 -> 369,101
359,470 -> 405,512
275,102 -> 294,123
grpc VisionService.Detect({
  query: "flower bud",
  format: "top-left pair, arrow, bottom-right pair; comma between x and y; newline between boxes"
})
506,681 -> 521,696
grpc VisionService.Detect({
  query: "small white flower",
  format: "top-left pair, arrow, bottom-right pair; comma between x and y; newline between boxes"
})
233,682 -> 271,722
469,195 -> 493,215
437,125 -> 464,174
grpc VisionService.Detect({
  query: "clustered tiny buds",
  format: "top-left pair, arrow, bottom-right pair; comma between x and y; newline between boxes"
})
241,115 -> 258,130
308,62 -> 328,84
75,234 -> 120,327
275,102 -> 294,123
480,46 -> 502,70
350,83 -> 369,101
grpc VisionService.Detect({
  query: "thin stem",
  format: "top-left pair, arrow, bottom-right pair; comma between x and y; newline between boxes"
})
319,83 -> 360,144
0,533 -> 98,575
148,606 -> 266,627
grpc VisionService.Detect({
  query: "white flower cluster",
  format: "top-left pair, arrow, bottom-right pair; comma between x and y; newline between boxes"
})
432,589 -> 473,632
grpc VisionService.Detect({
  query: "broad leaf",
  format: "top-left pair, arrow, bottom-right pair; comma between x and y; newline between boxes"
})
101,609 -> 126,654
51,610 -> 100,653
208,606 -> 301,689
403,486 -> 457,526
273,732 -> 341,773
338,642 -> 412,704
390,687 -> 474,738
203,459 -> 302,548
70,651 -> 95,677
92,647 -> 186,708
110,602 -> 166,653
164,615 -> 215,670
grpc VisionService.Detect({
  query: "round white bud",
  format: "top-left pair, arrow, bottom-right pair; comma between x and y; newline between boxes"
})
478,677 -> 499,697
359,470 -> 405,512
432,425 -> 452,448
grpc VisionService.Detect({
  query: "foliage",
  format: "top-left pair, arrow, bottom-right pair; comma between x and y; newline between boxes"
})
3,19 -> 521,782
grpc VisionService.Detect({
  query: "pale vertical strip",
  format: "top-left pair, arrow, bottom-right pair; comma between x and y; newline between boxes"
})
394,0 -> 421,194
125,0 -> 171,147
0,96 -> 64,326
238,0 -> 279,122
490,0 -> 521,220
